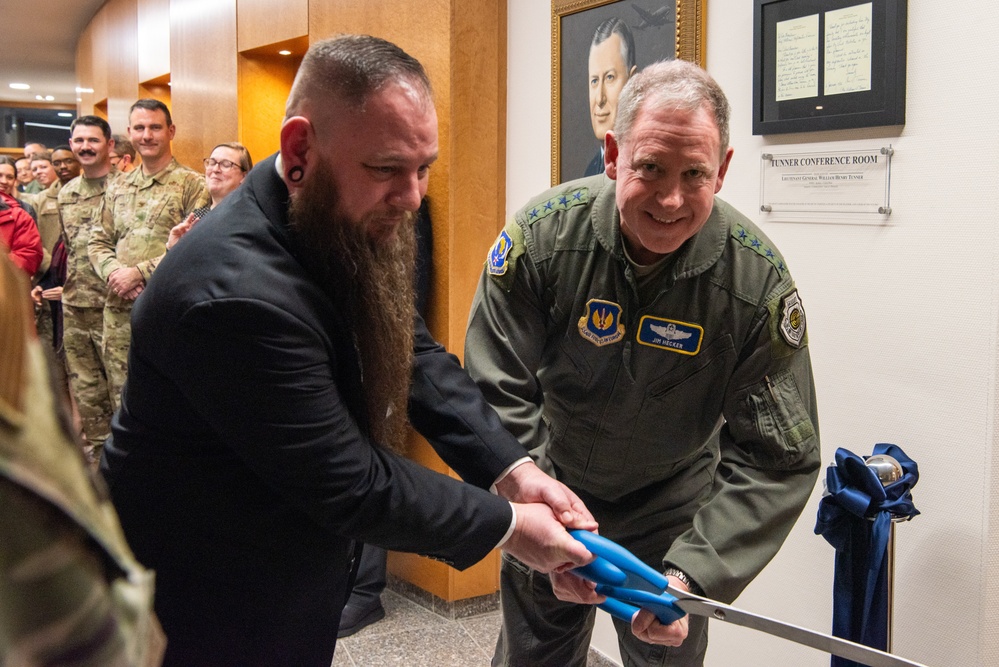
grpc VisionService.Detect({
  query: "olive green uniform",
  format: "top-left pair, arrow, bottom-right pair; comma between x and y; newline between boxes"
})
0,340 -> 163,666
465,176 -> 820,666
59,172 -> 119,463
88,159 -> 208,409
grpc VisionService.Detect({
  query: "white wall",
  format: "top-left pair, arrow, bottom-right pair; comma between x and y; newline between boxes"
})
507,1 -> 999,665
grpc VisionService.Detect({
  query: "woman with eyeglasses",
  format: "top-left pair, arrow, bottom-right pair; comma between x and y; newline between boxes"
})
166,142 -> 253,250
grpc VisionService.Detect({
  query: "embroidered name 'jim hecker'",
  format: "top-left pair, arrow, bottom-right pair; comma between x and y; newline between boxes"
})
636,316 -> 703,355
578,299 -> 625,346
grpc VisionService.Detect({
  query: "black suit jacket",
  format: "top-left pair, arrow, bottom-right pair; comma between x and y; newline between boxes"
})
101,155 -> 524,666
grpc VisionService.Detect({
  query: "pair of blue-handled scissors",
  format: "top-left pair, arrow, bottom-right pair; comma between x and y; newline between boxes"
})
569,530 -> 928,667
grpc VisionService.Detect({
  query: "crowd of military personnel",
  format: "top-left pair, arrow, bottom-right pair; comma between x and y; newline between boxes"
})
0,98 -> 256,664
0,100 -> 248,465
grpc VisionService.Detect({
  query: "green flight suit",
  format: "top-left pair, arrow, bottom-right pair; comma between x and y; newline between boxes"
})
465,175 -> 821,666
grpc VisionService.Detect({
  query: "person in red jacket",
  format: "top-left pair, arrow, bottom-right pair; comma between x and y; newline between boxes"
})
0,191 -> 42,277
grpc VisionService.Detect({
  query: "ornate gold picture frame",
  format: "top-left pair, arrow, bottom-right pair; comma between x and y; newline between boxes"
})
552,0 -> 706,184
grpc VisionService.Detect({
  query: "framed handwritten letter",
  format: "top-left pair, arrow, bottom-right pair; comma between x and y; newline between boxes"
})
752,0 -> 906,135
552,0 -> 706,184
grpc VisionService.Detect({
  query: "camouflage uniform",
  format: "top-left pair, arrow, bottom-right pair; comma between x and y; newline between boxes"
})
26,181 -> 64,351
0,339 -> 164,666
88,159 -> 208,409
25,180 -> 63,278
60,172 -> 119,463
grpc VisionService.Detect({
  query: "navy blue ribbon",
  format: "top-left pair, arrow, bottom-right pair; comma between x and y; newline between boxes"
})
814,443 -> 919,667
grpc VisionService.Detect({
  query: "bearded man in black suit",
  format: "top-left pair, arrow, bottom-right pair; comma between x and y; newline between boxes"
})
101,34 -> 596,667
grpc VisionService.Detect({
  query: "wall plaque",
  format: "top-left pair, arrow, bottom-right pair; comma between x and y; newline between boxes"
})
759,146 -> 893,223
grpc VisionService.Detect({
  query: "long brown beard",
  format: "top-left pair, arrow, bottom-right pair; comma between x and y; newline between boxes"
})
289,158 -> 417,454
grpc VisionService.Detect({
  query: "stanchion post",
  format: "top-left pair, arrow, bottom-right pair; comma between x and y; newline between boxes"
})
866,454 -> 903,653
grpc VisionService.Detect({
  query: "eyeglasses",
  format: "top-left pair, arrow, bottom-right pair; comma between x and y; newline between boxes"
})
203,157 -> 242,171
109,155 -> 121,165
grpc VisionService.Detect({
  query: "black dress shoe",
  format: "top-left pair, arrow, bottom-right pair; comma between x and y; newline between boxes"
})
337,600 -> 386,638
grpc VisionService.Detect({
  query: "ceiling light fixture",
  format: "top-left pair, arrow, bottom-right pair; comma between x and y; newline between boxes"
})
279,50 -> 292,55
10,83 -> 30,90
75,86 -> 94,94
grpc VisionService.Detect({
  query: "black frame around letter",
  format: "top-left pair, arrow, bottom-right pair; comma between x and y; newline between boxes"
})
752,0 -> 906,135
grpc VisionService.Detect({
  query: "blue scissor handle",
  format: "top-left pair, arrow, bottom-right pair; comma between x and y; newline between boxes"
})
570,530 -> 668,594
570,530 -> 687,626
597,597 -> 641,623
573,555 -> 628,587
596,584 -> 687,626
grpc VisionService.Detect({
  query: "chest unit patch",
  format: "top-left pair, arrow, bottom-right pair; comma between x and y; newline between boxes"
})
578,299 -> 625,346
636,316 -> 703,355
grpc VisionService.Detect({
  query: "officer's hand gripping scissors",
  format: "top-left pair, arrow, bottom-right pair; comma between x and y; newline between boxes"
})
570,530 -> 928,667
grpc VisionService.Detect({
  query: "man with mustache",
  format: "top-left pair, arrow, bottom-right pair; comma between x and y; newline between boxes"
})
57,116 -> 119,465
88,99 -> 209,410
100,35 -> 596,667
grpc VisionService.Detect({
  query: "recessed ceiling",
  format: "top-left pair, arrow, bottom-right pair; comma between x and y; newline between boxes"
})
1,0 -> 107,105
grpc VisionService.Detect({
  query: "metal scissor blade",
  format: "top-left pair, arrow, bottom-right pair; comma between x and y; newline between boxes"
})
665,585 -> 927,667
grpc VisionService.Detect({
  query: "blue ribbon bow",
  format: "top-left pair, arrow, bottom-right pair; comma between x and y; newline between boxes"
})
814,443 -> 919,667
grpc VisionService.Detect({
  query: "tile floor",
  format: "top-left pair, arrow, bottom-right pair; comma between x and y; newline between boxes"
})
332,588 -> 618,666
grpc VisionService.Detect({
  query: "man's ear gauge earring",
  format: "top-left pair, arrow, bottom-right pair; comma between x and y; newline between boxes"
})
288,166 -> 304,183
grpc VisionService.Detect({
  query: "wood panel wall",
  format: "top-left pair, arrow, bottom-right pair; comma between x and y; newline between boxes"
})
237,0 -> 308,52
137,0 -> 170,84
76,0 -> 508,605
169,0 -> 239,171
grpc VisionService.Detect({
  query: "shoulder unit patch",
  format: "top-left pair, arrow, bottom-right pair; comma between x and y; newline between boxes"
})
733,224 -> 787,276
526,187 -> 589,225
778,289 -> 806,348
488,230 -> 514,276
486,222 -> 526,292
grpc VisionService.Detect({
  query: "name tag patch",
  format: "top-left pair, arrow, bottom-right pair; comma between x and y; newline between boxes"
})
578,299 -> 625,346
636,316 -> 703,355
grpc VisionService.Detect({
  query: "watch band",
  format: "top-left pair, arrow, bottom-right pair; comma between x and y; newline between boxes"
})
663,567 -> 702,595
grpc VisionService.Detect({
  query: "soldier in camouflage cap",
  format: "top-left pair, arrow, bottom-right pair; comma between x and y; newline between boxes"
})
60,116 -> 120,465
0,252 -> 164,666
88,100 -> 209,409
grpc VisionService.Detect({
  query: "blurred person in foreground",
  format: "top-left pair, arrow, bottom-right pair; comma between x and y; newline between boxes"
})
467,59 -> 820,666
165,142 -> 253,250
100,34 -> 596,667
0,252 -> 163,666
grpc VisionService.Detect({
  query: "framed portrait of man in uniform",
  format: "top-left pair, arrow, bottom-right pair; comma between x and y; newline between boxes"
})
551,0 -> 707,184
